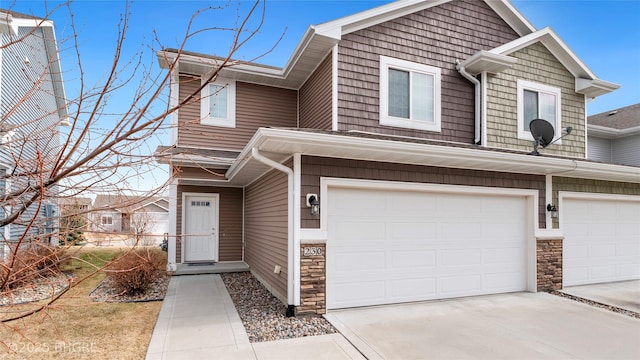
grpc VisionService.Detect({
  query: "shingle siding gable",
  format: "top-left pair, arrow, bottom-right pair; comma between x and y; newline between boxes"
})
336,0 -> 520,142
485,42 -> 586,157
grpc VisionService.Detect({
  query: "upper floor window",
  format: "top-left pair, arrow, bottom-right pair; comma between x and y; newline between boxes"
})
517,80 -> 561,141
200,78 -> 236,128
101,215 -> 113,225
379,56 -> 441,132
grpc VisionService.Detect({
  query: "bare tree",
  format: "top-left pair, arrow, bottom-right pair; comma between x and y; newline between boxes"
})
0,0 -> 280,342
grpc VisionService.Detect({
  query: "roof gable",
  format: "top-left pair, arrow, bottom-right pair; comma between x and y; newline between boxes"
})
159,0 -> 536,89
461,27 -> 619,98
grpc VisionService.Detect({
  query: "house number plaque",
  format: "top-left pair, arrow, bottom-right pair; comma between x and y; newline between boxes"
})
303,247 -> 323,256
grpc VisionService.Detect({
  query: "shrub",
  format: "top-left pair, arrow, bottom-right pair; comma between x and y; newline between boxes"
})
108,248 -> 165,295
0,242 -> 61,290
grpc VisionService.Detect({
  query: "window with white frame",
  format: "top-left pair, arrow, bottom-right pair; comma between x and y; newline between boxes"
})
379,56 -> 441,132
517,80 -> 561,140
101,215 -> 113,225
0,167 -> 10,246
200,78 -> 236,128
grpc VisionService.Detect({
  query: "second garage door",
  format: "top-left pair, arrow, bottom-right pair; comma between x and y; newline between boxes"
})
563,196 -> 640,286
326,186 -> 529,309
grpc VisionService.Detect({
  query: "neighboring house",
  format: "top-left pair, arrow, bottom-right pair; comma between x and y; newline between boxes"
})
155,0 -> 639,316
91,195 -> 169,244
59,196 -> 92,234
587,103 -> 640,166
0,11 -> 68,258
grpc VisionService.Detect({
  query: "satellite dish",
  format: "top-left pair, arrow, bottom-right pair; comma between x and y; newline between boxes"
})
529,119 -> 555,155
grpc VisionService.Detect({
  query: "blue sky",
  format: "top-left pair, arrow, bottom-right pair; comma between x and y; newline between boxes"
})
8,0 -> 639,114
5,0 -> 639,190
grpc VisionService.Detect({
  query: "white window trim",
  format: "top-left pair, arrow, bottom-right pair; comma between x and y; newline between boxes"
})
200,78 -> 236,128
379,56 -> 441,132
102,215 -> 113,225
517,79 -> 562,142
0,165 -> 10,245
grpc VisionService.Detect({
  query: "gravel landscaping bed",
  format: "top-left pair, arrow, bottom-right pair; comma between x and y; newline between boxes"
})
221,272 -> 337,342
0,273 -> 72,306
551,290 -> 640,319
89,273 -> 170,302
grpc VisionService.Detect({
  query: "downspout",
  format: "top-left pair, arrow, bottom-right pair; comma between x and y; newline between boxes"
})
456,61 -> 481,145
251,148 -> 296,317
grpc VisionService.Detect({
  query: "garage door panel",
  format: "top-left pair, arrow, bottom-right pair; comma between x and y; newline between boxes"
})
485,247 -> 524,264
334,251 -> 385,272
440,275 -> 482,294
440,248 -> 482,266
485,271 -> 525,290
327,187 -> 529,309
439,222 -> 483,240
333,281 -> 386,306
391,278 -> 437,298
390,221 -> 437,240
332,220 -> 386,242
391,250 -> 437,268
563,198 -> 640,286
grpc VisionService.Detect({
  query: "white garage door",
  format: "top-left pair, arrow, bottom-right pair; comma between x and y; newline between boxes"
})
326,187 -> 529,309
563,197 -> 640,286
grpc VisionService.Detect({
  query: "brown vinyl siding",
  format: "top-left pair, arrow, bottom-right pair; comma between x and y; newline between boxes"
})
300,156 -> 546,229
177,76 -> 297,151
176,167 -> 228,180
176,185 -> 243,263
299,53 -> 333,130
244,164 -> 290,303
553,177 -> 640,197
336,0 -> 519,141
486,43 -> 586,157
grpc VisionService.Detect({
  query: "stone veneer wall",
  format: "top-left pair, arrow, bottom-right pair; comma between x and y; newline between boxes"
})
298,244 -> 326,315
537,239 -> 563,291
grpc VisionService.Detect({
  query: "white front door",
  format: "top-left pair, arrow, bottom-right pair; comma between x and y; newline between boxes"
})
183,193 -> 219,262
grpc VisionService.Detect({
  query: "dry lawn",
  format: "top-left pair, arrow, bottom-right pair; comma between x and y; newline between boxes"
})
0,248 -> 165,359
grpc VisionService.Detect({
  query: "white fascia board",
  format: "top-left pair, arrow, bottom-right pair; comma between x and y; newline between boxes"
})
459,50 -> 517,75
315,0 -> 449,37
485,0 -> 536,36
229,128 -> 640,184
576,78 -> 620,98
588,124 -> 640,138
0,12 -> 18,35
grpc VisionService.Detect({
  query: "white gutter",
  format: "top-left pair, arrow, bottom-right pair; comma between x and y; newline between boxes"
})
588,124 -> 640,139
250,148 -> 297,315
456,62 -> 481,144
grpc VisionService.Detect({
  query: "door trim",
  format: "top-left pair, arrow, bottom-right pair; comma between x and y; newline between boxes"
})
181,192 -> 220,263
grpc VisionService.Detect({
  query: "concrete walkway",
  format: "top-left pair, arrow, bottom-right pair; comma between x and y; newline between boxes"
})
146,275 -> 364,360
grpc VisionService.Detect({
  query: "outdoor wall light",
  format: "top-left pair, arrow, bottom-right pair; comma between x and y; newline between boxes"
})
547,204 -> 558,219
306,194 -> 320,216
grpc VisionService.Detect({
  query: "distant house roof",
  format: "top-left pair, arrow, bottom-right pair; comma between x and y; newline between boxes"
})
588,103 -> 640,138
59,197 -> 93,207
93,195 -> 168,213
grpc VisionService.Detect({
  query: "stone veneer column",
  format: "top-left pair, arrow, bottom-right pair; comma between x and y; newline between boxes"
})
298,244 -> 326,315
536,238 -> 563,291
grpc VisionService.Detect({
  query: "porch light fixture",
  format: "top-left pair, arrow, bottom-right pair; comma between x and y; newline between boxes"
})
547,204 -> 558,219
306,194 -> 320,216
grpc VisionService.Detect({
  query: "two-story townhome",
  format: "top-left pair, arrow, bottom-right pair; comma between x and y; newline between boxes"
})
156,0 -> 639,316
587,103 -> 640,166
0,10 -> 68,259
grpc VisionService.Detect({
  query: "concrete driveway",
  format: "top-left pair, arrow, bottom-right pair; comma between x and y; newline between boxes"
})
325,292 -> 640,360
561,280 -> 640,313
